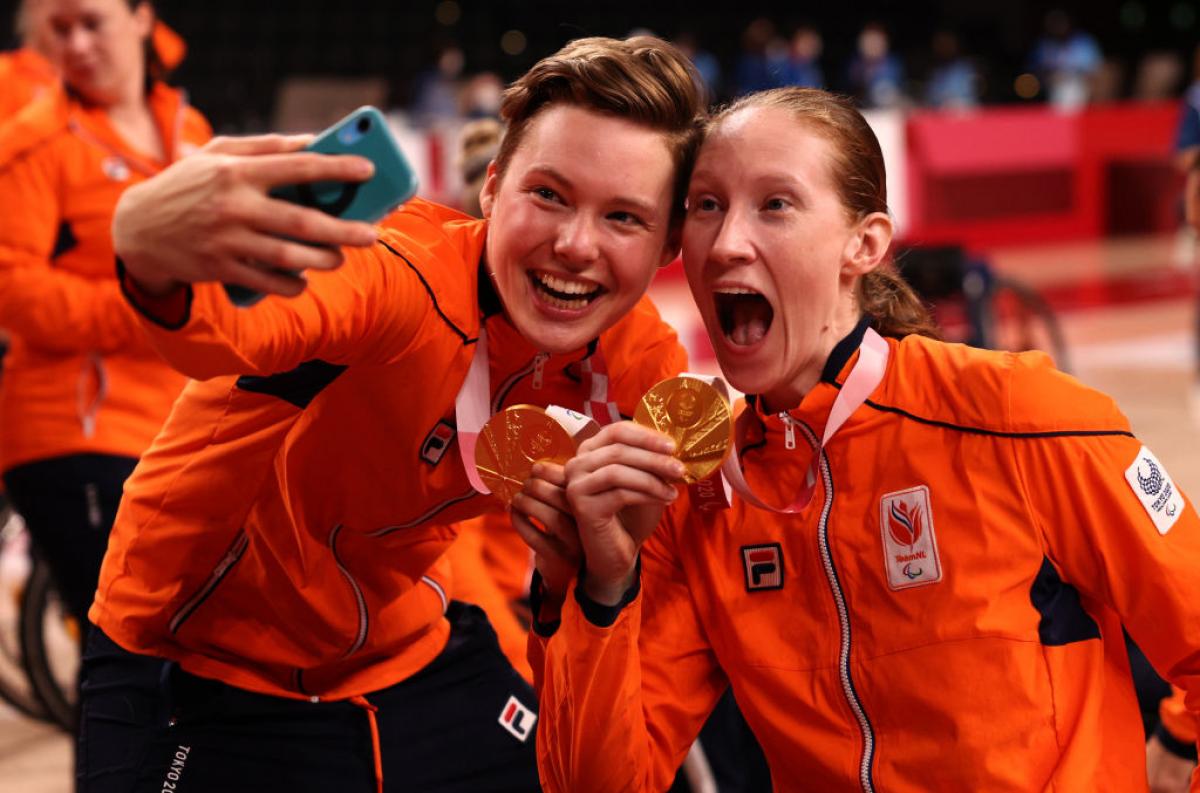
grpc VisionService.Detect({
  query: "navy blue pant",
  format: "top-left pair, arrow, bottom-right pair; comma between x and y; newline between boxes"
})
78,602 -> 541,792
3,453 -> 138,628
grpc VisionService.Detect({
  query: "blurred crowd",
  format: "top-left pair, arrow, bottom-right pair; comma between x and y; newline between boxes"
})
401,7 -> 1193,132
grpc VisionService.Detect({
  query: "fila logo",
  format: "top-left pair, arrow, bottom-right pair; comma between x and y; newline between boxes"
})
498,695 -> 536,742
879,485 -> 943,590
419,420 -> 456,466
741,544 -> 783,591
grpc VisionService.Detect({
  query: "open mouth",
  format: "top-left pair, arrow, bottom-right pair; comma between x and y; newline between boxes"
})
714,287 -> 774,347
528,271 -> 606,311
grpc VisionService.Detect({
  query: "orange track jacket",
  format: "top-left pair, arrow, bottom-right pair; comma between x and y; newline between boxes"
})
0,84 -> 210,471
91,198 -> 687,700
533,325 -> 1200,792
0,49 -> 58,122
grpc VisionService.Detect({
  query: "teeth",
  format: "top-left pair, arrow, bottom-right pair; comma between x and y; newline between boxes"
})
541,293 -> 589,311
536,272 -> 598,296
713,287 -> 760,295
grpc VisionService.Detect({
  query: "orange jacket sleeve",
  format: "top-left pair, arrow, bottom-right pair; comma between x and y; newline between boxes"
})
1005,354 -> 1200,770
0,138 -> 149,354
122,239 -> 432,380
533,522 -> 727,793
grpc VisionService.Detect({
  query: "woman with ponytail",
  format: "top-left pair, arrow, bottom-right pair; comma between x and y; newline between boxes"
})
517,88 -> 1200,791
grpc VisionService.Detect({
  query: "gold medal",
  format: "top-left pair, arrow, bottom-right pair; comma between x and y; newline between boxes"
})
475,405 -> 576,504
634,377 -> 732,483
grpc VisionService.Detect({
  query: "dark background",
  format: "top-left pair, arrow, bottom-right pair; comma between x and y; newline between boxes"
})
3,0 -> 1197,131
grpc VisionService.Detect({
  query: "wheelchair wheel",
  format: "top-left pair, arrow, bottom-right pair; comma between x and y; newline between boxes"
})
983,276 -> 1073,374
19,553 -> 79,730
0,506 -> 49,721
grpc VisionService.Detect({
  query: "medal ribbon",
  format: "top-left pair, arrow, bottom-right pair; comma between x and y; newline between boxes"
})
698,327 -> 890,514
456,327 -> 617,496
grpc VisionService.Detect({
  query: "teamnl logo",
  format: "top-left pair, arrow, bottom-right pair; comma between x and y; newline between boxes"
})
879,485 -> 943,590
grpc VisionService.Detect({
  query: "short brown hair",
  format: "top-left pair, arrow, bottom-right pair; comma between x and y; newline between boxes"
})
496,36 -> 705,224
707,88 -> 939,340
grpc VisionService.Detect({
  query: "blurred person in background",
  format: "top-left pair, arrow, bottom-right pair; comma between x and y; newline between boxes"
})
778,24 -> 823,90
673,30 -> 722,103
1179,46 -> 1200,431
846,22 -> 905,109
1028,8 -> 1102,110
734,18 -> 788,97
1147,685 -> 1197,792
924,29 -> 979,110
456,115 -> 502,217
0,0 -> 60,119
2,0 -> 185,122
0,0 -> 209,744
412,42 -> 465,125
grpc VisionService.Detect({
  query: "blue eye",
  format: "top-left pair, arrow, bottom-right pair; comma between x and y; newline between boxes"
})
609,211 -> 644,227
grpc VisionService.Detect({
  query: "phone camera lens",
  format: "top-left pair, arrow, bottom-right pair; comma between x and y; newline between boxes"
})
357,116 -> 371,134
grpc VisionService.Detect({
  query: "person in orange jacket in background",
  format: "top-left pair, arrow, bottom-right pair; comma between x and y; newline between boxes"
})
82,36 -> 699,792
0,0 -> 209,666
1,0 -> 187,122
516,87 -> 1200,792
1150,686 -> 1199,792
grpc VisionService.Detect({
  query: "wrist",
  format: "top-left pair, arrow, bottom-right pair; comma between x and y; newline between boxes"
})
581,565 -> 637,607
123,260 -> 182,297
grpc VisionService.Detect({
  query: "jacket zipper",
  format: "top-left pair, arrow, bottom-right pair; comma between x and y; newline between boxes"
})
797,421 -> 876,792
168,531 -> 250,634
491,352 -> 547,412
779,412 -> 797,449
530,352 -> 548,390
328,524 -> 369,659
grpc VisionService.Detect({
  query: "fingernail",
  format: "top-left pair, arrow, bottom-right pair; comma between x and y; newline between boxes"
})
660,438 -> 677,454
356,159 -> 375,178
671,460 -> 686,477
667,486 -> 679,501
531,463 -> 544,476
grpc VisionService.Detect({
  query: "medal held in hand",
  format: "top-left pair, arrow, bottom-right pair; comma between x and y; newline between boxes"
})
475,405 -> 577,504
634,376 -> 733,483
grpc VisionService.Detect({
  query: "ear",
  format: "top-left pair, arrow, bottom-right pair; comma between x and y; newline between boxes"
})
842,211 -> 893,278
478,161 -> 499,219
658,225 -> 682,269
133,2 -> 155,39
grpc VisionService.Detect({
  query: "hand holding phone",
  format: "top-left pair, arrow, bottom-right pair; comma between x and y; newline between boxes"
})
225,106 -> 420,306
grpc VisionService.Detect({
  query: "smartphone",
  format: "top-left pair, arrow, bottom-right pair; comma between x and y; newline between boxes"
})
225,106 -> 420,306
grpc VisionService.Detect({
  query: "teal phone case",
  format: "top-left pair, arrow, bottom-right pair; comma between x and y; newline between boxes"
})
269,106 -> 419,222
226,106 -> 419,306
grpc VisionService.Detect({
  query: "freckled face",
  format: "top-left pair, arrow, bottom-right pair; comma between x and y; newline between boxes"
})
480,105 -> 678,354
683,105 -> 862,404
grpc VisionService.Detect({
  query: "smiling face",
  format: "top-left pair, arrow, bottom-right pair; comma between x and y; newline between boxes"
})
45,0 -> 151,105
480,104 -> 678,354
683,104 -> 891,409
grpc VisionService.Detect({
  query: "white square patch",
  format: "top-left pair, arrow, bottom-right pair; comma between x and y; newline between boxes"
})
879,485 -> 943,590
498,695 -> 536,742
1124,446 -> 1185,535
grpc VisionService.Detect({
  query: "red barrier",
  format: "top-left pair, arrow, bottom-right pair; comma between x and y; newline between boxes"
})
904,101 -> 1183,247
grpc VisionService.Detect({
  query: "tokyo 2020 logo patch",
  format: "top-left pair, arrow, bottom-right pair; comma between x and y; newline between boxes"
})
1124,446 -> 1185,536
